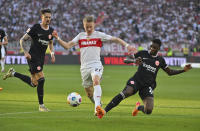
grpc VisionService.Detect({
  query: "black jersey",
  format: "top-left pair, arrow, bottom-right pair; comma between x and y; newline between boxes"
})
133,50 -> 167,87
27,24 -> 54,62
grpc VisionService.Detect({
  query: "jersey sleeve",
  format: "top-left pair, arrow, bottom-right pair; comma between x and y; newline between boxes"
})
26,24 -> 37,38
98,32 -> 112,42
134,51 -> 142,58
71,33 -> 81,45
160,57 -> 168,69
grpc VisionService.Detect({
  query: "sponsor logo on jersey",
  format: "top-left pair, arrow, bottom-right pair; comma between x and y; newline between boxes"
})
143,62 -> 156,73
79,38 -> 102,48
130,81 -> 135,85
37,66 -> 41,71
38,39 -> 49,45
155,60 -> 160,66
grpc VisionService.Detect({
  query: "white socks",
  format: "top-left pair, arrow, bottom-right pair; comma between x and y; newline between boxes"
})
1,59 -> 5,71
93,85 -> 102,109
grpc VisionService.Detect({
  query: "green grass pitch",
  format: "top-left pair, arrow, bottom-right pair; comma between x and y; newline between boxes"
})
0,65 -> 199,131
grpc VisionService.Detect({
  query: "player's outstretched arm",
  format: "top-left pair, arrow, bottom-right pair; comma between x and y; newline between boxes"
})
124,56 -> 143,65
52,30 -> 74,50
111,37 -> 137,53
163,64 -> 192,76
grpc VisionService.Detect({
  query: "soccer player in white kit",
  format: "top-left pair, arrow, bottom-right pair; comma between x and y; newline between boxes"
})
52,16 -> 136,115
0,29 -> 8,72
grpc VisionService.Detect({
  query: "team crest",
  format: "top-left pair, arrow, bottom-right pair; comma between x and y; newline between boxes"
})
48,34 -> 52,39
155,61 -> 160,66
130,81 -> 134,85
37,66 -> 41,71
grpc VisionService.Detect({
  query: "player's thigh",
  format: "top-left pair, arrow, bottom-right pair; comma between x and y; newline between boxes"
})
91,66 -> 103,84
34,71 -> 44,80
1,46 -> 6,59
143,97 -> 154,112
27,59 -> 43,74
122,77 -> 139,97
80,68 -> 93,88
31,74 -> 38,86
139,86 -> 154,101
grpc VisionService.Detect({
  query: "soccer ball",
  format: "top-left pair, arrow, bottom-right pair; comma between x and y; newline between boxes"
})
67,92 -> 82,107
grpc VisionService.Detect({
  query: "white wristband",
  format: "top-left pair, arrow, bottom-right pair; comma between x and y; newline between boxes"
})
125,44 -> 129,48
51,52 -> 54,56
57,37 -> 60,41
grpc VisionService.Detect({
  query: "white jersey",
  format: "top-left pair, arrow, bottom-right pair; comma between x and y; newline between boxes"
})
72,31 -> 112,68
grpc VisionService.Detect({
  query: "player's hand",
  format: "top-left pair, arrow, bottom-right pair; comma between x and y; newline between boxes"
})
127,45 -> 137,53
52,30 -> 58,39
24,52 -> 31,60
184,64 -> 192,72
51,54 -> 55,63
135,57 -> 143,65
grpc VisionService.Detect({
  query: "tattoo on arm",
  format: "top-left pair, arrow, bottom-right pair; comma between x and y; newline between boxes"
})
20,34 -> 32,52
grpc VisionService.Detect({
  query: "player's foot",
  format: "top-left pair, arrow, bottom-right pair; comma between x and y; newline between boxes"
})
132,101 -> 141,116
39,105 -> 50,112
96,105 -> 105,119
3,68 -> 15,80
1,69 -> 5,72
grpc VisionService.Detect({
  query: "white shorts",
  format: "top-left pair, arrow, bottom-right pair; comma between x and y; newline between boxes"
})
0,45 -> 6,59
80,66 -> 104,88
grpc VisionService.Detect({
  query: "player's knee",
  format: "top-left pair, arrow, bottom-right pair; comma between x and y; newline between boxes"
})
31,79 -> 38,86
93,79 -> 100,86
145,108 -> 153,115
146,109 -> 152,115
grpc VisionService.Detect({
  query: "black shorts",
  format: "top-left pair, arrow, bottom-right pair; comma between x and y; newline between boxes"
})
27,59 -> 44,74
125,76 -> 156,100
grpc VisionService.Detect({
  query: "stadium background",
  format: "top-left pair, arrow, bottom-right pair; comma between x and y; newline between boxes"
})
0,1 -> 200,131
1,0 -> 200,58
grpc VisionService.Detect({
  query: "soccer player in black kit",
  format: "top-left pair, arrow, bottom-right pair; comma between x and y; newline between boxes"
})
96,39 -> 192,119
3,8 -> 55,112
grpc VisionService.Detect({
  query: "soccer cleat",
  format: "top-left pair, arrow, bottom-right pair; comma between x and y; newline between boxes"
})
96,105 -> 105,119
132,101 -> 141,116
39,105 -> 50,112
3,68 -> 15,80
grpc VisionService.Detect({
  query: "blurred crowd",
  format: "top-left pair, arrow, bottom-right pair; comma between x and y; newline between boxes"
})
0,0 -> 200,54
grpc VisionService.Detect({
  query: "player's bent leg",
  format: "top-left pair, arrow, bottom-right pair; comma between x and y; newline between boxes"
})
143,97 -> 154,115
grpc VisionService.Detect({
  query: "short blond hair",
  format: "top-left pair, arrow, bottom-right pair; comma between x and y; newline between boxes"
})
83,16 -> 94,23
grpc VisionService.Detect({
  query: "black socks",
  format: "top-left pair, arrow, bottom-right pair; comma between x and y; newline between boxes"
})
104,93 -> 124,113
37,78 -> 45,105
14,72 -> 36,87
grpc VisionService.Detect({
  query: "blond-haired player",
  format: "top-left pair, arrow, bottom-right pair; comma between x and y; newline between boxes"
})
52,15 -> 136,115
